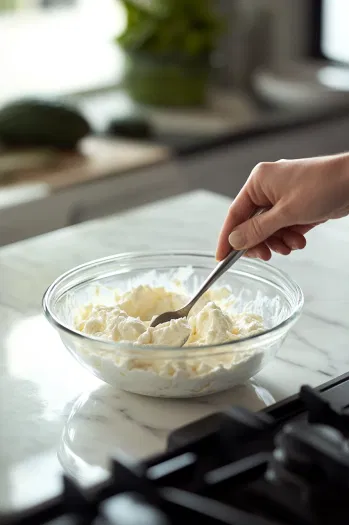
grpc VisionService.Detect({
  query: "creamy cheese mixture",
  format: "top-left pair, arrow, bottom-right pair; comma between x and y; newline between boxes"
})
75,285 -> 264,347
73,284 -> 265,397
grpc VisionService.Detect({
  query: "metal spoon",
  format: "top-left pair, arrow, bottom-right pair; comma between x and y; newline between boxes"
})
150,208 -> 265,328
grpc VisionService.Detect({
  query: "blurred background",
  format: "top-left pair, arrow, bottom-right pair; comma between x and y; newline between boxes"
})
1,0 -> 349,246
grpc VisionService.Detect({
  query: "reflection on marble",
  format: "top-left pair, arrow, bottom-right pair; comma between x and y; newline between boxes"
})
58,381 -> 274,482
0,313 -> 102,512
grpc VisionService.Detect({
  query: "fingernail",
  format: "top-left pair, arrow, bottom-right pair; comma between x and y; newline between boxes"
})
228,230 -> 245,250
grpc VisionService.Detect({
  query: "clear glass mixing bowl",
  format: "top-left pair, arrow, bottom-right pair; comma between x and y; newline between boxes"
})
43,252 -> 303,398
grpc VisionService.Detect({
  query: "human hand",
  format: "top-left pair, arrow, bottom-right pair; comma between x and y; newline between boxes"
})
216,153 -> 349,261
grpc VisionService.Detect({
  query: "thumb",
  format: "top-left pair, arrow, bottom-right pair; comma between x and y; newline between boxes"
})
228,206 -> 288,250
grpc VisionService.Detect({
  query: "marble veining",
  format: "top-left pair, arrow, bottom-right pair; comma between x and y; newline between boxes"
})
1,190 -> 349,512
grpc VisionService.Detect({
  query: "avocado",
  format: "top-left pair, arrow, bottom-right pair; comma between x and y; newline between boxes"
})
0,98 -> 91,149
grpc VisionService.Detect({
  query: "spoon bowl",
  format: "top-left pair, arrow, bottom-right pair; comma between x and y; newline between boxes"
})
151,309 -> 186,327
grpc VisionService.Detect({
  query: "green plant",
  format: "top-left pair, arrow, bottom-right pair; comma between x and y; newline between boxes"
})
117,0 -> 222,58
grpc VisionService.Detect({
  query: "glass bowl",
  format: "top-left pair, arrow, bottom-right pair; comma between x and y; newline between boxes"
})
42,251 -> 303,398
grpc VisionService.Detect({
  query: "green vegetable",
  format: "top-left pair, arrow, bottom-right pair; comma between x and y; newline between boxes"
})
117,0 -> 222,59
106,114 -> 153,139
0,99 -> 91,150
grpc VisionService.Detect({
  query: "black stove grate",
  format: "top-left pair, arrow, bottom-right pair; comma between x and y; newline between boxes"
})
3,372 -> 349,525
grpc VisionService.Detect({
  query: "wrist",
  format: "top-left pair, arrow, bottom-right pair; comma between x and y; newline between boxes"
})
326,152 -> 349,187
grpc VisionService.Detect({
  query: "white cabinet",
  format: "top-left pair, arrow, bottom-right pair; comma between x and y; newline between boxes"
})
65,161 -> 186,224
0,161 -> 186,247
0,191 -> 72,246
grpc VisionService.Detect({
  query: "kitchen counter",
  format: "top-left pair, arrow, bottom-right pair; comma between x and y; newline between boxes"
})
1,190 -> 349,514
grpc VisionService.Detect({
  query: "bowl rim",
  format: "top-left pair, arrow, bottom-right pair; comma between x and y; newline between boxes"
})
42,250 -> 304,353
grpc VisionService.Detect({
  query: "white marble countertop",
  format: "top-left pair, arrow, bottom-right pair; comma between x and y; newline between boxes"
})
1,189 -> 349,513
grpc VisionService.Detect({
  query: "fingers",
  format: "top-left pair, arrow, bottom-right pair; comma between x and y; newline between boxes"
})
289,222 -> 323,235
216,176 -> 323,262
245,229 -> 307,260
220,219 -> 313,261
278,229 -> 306,251
245,243 -> 272,261
228,205 -> 289,251
216,190 -> 256,261
266,236 -> 292,255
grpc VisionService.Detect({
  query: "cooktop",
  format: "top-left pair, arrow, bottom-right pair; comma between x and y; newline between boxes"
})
3,371 -> 349,525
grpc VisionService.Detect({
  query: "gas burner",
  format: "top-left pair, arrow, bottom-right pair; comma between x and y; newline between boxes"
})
300,385 -> 349,432
4,372 -> 349,525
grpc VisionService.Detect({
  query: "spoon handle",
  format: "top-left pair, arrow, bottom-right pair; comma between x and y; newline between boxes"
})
183,208 -> 265,314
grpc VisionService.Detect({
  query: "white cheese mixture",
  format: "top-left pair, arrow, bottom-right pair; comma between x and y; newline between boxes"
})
74,285 -> 265,397
75,285 -> 263,347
